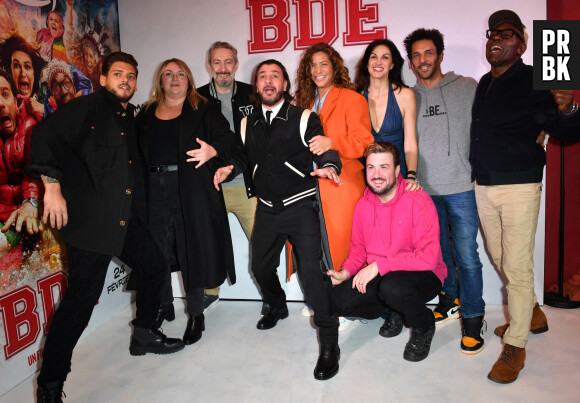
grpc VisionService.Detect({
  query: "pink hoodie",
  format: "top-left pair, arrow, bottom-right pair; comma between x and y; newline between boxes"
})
341,174 -> 447,284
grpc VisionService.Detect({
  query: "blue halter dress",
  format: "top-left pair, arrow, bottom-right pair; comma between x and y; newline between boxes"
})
364,82 -> 407,177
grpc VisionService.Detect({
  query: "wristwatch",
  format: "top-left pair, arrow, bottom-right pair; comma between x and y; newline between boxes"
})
23,197 -> 39,208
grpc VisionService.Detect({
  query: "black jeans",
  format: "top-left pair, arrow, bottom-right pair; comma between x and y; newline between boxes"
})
332,270 -> 441,329
148,170 -> 203,315
37,217 -> 165,383
252,199 -> 338,344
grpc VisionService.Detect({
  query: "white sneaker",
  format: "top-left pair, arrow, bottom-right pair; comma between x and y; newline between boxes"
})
339,316 -> 362,332
301,305 -> 314,317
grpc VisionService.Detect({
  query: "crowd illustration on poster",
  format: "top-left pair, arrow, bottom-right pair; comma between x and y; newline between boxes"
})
0,0 -> 121,393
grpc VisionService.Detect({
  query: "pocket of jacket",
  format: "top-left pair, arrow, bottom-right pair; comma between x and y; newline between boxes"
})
284,161 -> 305,178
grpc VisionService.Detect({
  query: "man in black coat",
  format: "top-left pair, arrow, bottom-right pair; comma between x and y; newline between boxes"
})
26,52 -> 184,401
470,10 -> 580,384
197,41 -> 256,311
215,59 -> 342,381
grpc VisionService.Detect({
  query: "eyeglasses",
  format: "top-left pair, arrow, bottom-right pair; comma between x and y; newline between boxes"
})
51,78 -> 74,93
486,29 -> 524,42
162,71 -> 187,80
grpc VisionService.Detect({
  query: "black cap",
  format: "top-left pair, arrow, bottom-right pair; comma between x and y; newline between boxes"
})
488,9 -> 524,32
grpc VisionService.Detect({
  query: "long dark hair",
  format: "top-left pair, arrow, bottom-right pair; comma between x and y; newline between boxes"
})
354,39 -> 407,93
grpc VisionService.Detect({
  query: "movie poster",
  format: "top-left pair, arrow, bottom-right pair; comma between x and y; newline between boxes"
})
0,0 -> 127,395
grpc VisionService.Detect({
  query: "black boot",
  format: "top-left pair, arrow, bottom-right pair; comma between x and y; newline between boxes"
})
404,323 -> 435,362
154,303 -> 175,327
129,320 -> 185,356
379,309 -> 404,338
313,344 -> 340,380
37,379 -> 65,403
183,313 -> 205,345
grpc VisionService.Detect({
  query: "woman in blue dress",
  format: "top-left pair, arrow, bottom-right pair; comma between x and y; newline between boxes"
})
354,39 -> 419,189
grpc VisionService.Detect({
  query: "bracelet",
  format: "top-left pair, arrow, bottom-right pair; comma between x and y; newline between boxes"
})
23,197 -> 39,208
406,170 -> 417,180
561,101 -> 578,116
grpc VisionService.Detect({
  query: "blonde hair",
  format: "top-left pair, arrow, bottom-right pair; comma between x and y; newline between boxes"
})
145,58 -> 206,111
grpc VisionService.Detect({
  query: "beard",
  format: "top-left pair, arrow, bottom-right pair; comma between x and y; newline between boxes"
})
260,88 -> 284,107
368,178 -> 396,197
105,83 -> 135,103
214,73 -> 234,88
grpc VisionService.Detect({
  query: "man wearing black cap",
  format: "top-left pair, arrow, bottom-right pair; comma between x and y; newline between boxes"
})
470,9 -> 579,384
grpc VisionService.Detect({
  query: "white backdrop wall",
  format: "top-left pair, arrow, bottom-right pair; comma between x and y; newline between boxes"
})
118,0 -> 547,304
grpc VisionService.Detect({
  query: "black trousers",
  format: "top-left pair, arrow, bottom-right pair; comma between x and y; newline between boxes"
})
251,198 -> 338,344
148,170 -> 203,315
37,217 -> 165,383
332,270 -> 441,329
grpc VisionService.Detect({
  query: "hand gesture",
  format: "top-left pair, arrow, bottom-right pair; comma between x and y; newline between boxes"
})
326,269 -> 349,286
311,167 -> 343,185
43,183 -> 68,229
405,178 -> 423,192
550,90 -> 574,112
2,202 -> 41,235
352,261 -> 379,294
186,138 -> 217,168
308,135 -> 333,155
213,165 -> 234,190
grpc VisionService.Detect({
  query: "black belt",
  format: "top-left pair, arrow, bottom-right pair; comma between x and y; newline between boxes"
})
150,165 -> 178,172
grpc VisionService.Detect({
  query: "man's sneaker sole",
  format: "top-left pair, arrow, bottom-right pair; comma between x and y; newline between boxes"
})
434,307 -> 461,325
339,317 -> 364,332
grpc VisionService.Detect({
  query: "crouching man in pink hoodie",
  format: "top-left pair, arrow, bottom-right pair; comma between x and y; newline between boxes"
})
328,142 -> 447,362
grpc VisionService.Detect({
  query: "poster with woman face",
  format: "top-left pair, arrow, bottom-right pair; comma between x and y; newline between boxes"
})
0,0 -> 124,396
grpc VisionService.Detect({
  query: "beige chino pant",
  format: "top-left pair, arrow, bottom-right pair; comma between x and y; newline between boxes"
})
475,182 -> 542,348
205,185 -> 257,296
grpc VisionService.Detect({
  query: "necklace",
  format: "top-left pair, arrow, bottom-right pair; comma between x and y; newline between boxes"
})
163,102 -> 183,109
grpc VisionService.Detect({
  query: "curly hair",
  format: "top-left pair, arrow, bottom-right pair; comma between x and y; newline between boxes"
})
354,39 -> 407,93
294,43 -> 353,108
403,28 -> 445,60
0,34 -> 47,97
145,58 -> 206,111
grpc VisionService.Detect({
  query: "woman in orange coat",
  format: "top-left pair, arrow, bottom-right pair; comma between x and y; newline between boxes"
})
294,43 -> 374,278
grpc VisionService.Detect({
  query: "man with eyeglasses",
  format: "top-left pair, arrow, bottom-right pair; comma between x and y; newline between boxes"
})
470,9 -> 580,384
196,41 -> 257,314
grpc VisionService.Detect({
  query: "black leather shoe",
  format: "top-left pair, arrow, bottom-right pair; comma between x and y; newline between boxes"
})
314,344 -> 340,380
183,313 -> 205,345
129,324 -> 185,356
256,306 -> 289,330
403,323 -> 435,362
379,309 -> 404,338
37,379 -> 65,403
155,303 -> 175,327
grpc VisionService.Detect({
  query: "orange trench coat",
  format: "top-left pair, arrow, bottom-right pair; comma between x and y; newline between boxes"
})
287,87 -> 373,278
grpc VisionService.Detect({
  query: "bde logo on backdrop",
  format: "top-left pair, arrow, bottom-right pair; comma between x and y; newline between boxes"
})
533,20 -> 580,90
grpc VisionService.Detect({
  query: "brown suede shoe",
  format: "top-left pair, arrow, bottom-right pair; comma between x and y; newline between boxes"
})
494,303 -> 549,337
488,344 -> 526,384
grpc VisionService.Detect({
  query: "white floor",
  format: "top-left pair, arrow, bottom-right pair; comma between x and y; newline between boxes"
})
3,301 -> 580,403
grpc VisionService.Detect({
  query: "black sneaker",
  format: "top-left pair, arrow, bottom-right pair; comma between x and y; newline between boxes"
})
461,316 -> 486,355
379,309 -> 404,338
433,292 -> 460,325
404,323 -> 436,362
203,294 -> 219,312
